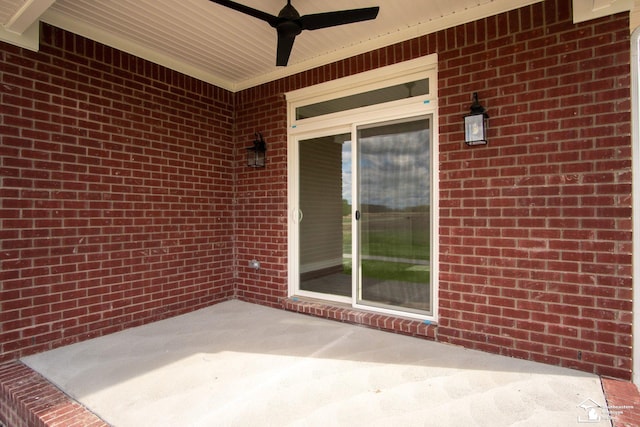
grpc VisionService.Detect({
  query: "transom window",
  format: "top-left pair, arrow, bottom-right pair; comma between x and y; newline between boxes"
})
296,78 -> 429,120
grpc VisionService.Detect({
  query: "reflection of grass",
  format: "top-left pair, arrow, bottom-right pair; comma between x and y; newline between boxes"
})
364,231 -> 429,260
342,216 -> 431,284
343,225 -> 430,260
343,260 -> 429,284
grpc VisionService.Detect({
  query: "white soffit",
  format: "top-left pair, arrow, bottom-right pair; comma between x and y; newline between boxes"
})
38,0 -> 543,92
5,0 -> 548,92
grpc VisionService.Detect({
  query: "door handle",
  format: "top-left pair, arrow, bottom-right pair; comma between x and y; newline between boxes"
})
292,208 -> 303,223
355,210 -> 361,220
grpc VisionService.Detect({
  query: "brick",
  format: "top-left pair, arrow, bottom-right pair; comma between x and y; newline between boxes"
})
0,0 -> 633,397
0,361 -> 109,426
0,24 -> 236,367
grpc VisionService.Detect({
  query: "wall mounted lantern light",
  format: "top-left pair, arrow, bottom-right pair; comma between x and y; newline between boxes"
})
247,132 -> 266,168
464,92 -> 489,146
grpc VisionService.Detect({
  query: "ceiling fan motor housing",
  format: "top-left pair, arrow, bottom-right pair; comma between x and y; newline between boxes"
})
275,3 -> 303,37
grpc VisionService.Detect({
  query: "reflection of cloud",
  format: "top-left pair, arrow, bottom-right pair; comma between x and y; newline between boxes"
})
342,142 -> 352,203
359,129 -> 430,209
340,126 -> 431,209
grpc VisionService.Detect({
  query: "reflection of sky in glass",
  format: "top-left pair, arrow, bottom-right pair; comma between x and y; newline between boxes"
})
341,121 -> 430,209
359,128 -> 430,209
342,141 -> 352,203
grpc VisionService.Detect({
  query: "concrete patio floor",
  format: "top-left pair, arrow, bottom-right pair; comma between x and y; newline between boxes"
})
21,300 -> 611,426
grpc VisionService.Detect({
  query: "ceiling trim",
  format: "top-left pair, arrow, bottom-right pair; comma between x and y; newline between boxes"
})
0,0 -> 55,51
573,0 -> 634,23
4,0 -> 55,34
0,20 -> 40,51
41,0 -> 543,93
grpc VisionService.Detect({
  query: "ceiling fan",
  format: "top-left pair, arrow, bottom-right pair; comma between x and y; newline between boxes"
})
209,0 -> 380,66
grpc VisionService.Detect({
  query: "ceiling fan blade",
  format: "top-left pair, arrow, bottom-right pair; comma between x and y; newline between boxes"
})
209,1 -> 380,67
300,7 -> 380,31
208,0 -> 278,26
276,31 -> 297,66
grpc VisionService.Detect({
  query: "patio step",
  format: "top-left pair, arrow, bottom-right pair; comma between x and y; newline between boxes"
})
0,361 -> 108,427
601,377 -> 640,427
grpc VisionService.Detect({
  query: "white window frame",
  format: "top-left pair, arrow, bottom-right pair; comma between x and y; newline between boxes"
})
286,55 -> 439,322
630,27 -> 640,386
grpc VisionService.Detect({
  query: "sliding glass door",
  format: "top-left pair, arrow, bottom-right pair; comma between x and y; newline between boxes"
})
287,55 -> 438,319
296,116 -> 432,315
356,117 -> 431,314
298,133 -> 352,298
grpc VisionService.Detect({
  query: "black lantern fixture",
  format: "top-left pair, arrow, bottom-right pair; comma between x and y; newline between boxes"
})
247,133 -> 266,168
464,92 -> 489,146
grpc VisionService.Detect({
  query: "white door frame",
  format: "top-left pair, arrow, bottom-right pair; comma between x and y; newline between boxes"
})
285,55 -> 439,322
631,26 -> 640,386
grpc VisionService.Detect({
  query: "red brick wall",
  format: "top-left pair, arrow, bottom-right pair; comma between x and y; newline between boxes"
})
0,25 -> 236,362
234,91 -> 289,306
235,0 -> 633,380
0,0 -> 633,381
437,2 -> 632,380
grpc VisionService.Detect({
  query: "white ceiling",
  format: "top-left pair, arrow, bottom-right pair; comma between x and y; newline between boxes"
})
0,0 -> 631,92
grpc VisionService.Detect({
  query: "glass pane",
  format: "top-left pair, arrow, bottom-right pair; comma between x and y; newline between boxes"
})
299,133 -> 352,297
357,118 -> 431,314
296,79 -> 429,120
